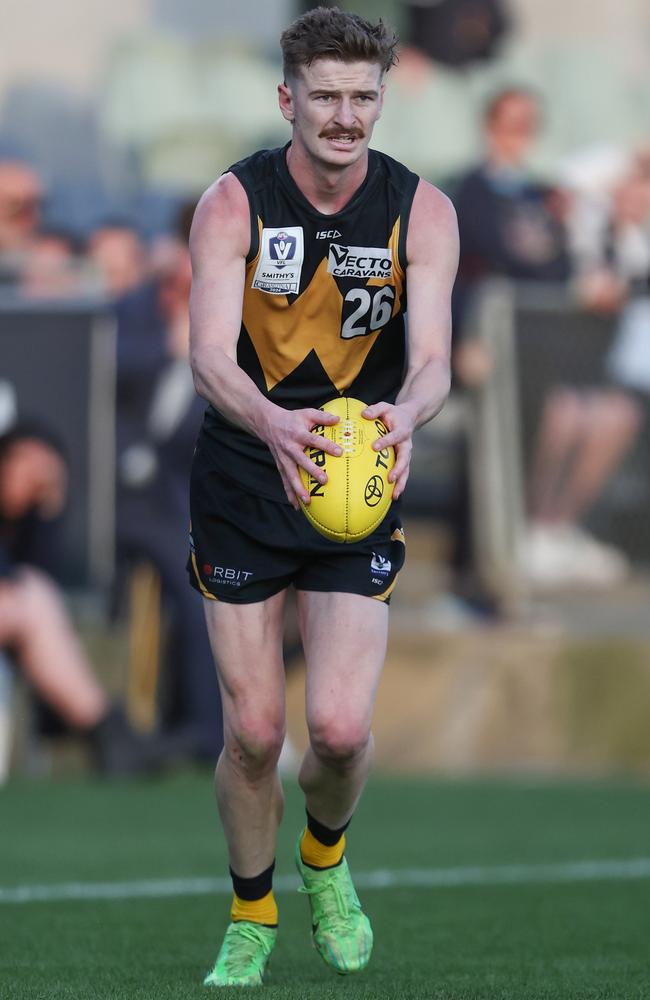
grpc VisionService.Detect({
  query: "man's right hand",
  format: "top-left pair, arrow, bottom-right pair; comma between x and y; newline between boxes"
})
260,406 -> 341,509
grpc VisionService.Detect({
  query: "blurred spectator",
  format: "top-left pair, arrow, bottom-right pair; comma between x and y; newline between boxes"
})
445,87 -> 568,610
451,88 -> 643,588
0,426 -> 168,775
114,206 -> 223,763
453,87 -> 570,305
0,159 -> 43,284
87,219 -> 148,299
20,227 -> 84,299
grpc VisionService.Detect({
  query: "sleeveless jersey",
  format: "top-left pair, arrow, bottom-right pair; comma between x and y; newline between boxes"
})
199,143 -> 420,502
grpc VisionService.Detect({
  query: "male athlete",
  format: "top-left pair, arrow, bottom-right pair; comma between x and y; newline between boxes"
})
188,6 -> 458,987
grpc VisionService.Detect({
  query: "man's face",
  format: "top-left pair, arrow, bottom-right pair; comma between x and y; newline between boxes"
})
486,94 -> 540,166
0,162 -> 42,252
279,58 -> 384,170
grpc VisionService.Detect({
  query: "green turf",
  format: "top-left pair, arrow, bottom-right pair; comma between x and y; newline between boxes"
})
2,773 -> 650,998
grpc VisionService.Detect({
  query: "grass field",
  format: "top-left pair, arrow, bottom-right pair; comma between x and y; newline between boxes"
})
2,772 -> 650,999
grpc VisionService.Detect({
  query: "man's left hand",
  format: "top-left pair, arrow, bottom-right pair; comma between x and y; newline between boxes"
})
361,402 -> 415,501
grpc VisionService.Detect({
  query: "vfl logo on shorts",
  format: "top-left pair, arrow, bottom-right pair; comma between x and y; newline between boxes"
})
327,244 -> 392,279
252,226 -> 304,295
371,553 -> 391,575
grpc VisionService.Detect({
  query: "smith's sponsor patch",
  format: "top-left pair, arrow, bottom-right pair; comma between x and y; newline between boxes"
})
252,226 -> 304,295
328,244 -> 393,279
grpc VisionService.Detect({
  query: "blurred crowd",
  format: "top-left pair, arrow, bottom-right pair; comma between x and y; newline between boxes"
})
1,67 -> 650,771
0,166 -> 223,776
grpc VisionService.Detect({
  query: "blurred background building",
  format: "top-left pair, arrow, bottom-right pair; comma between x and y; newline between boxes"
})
2,0 -> 650,781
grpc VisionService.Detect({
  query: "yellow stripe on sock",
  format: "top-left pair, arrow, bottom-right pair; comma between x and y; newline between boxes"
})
230,889 -> 278,926
300,827 -> 346,869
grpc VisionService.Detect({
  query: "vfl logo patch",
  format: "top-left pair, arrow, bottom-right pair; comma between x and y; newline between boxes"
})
328,244 -> 392,279
252,226 -> 304,295
371,553 -> 391,575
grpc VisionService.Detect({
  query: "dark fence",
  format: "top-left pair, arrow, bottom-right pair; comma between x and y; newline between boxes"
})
0,294 -> 116,586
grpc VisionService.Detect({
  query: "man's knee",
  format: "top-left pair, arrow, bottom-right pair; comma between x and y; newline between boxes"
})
307,713 -> 372,767
225,707 -> 286,776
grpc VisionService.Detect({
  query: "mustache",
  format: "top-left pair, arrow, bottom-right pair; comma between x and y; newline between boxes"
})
319,127 -> 365,139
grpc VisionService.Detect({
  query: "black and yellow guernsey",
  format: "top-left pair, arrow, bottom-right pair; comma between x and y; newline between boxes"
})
199,143 -> 420,502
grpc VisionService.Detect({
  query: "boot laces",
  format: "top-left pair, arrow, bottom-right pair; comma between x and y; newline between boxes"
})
299,873 -> 357,928
225,922 -> 273,971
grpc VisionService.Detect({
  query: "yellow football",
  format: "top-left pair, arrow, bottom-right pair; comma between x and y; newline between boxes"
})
299,396 -> 395,543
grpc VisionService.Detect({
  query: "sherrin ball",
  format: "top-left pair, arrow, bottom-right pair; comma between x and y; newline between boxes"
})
299,396 -> 395,543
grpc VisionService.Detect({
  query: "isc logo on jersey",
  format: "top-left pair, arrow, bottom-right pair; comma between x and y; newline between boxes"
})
328,244 -> 393,280
252,226 -> 304,295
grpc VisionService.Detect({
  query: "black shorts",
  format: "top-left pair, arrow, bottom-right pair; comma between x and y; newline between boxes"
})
187,445 -> 406,605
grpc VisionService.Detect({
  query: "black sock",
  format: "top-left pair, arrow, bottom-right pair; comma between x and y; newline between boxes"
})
230,860 -> 275,901
306,810 -> 351,846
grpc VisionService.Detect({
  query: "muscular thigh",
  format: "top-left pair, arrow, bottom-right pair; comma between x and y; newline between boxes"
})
202,591 -> 288,732
296,590 -> 389,733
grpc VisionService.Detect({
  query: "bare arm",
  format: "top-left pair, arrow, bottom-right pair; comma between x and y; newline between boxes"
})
363,180 -> 459,499
189,173 -> 341,508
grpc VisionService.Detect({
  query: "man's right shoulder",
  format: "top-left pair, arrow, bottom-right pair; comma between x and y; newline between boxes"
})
195,172 -> 250,227
190,172 -> 251,260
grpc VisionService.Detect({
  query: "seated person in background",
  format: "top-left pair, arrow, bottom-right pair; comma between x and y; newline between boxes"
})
0,426 -> 167,775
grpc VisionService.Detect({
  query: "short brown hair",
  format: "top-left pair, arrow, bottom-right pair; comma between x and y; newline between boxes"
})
281,6 -> 398,80
483,86 -> 541,124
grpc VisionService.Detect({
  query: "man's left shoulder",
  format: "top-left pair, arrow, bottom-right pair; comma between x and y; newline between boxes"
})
405,181 -> 459,265
410,180 -> 458,230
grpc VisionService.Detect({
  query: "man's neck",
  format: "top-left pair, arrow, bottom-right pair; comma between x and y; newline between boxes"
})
285,141 -> 369,216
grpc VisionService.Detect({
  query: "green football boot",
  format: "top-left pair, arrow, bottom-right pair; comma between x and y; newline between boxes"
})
203,921 -> 276,988
295,832 -> 373,975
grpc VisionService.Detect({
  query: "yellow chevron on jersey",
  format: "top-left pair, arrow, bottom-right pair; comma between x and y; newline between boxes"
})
243,217 -> 405,392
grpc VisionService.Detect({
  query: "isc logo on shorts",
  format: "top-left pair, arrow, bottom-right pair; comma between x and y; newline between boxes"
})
328,244 -> 392,280
252,226 -> 304,295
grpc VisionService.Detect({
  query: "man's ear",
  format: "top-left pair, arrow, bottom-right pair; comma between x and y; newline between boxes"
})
278,81 -> 295,124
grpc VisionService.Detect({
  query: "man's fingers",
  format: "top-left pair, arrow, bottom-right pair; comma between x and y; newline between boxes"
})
279,467 -> 301,509
374,429 -> 407,450
388,445 -> 412,484
296,450 -> 329,485
305,432 -> 342,457
392,469 -> 410,500
275,455 -> 305,509
306,409 -> 339,426
362,403 -> 385,419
